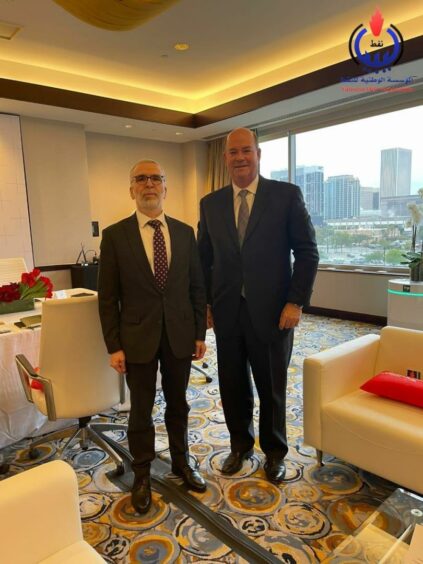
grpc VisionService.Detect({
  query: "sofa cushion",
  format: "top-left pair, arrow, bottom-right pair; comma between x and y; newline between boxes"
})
361,371 -> 423,408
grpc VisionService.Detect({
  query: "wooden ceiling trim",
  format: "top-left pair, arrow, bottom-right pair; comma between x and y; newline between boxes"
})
0,36 -> 421,129
0,78 -> 195,127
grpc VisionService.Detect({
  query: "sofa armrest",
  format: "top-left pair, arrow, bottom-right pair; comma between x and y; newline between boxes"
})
0,460 -> 83,563
303,333 -> 380,449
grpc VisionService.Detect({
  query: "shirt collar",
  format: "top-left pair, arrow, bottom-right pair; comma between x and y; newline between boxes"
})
232,175 -> 259,198
136,209 -> 167,228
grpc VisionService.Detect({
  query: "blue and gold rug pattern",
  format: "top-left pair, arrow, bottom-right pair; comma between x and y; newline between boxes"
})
3,315 -> 398,563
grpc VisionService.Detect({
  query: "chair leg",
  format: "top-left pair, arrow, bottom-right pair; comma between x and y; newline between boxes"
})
28,425 -> 80,458
87,426 -> 125,475
54,425 -> 81,458
316,449 -> 324,466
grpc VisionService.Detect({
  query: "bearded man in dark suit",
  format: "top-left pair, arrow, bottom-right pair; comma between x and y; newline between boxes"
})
98,160 -> 207,514
198,128 -> 319,483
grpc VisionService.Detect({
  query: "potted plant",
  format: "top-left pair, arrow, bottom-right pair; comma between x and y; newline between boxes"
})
401,188 -> 423,282
0,269 -> 53,314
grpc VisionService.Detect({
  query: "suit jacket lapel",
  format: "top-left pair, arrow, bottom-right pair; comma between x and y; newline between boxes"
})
123,213 -> 158,288
220,186 -> 239,249
166,216 -> 179,286
243,176 -> 269,244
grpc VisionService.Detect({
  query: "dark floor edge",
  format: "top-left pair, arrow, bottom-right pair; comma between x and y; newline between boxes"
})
304,306 -> 386,326
98,429 -> 280,564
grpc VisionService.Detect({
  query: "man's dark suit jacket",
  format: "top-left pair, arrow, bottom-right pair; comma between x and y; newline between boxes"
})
98,213 -> 206,363
198,176 -> 319,343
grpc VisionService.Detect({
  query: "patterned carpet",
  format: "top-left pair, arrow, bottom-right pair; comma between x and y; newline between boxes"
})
2,314 -> 400,563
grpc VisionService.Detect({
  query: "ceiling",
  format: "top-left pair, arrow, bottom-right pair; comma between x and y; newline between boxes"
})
0,0 -> 422,142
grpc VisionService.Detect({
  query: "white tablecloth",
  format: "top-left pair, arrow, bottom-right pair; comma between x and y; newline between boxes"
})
0,290 -> 91,449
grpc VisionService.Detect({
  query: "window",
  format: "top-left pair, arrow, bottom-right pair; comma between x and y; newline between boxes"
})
260,106 -> 423,269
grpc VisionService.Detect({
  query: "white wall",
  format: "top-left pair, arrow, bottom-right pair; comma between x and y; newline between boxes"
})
85,133 -> 208,255
20,117 -> 93,266
311,270 -> 393,317
0,114 -> 33,269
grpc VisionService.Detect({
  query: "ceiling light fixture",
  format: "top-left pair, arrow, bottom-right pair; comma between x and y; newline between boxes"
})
52,0 -> 181,31
0,21 -> 21,40
175,132 -> 184,136
174,43 -> 189,51
124,124 -> 133,128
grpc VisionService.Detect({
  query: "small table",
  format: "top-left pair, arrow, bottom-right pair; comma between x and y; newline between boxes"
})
387,278 -> 423,331
327,488 -> 423,562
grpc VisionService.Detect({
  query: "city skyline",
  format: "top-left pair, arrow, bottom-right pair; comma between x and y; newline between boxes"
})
260,106 -> 423,194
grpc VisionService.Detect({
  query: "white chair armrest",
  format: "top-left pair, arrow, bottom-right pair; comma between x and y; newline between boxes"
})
0,461 -> 83,564
303,333 -> 380,449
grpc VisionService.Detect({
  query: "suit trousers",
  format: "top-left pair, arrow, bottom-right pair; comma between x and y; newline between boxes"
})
126,325 -> 192,477
216,298 -> 293,458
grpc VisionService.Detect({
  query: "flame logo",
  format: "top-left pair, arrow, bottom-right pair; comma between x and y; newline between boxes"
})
348,11 -> 403,71
369,8 -> 384,37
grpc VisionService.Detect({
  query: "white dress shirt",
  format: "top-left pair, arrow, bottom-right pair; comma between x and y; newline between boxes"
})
232,175 -> 259,226
135,210 -> 171,273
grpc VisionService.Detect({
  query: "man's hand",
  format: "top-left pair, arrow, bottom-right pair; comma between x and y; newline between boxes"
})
206,305 -> 214,330
278,303 -> 302,330
193,340 -> 206,360
110,350 -> 126,374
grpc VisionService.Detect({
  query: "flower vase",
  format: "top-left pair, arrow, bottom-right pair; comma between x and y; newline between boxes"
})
410,263 -> 423,282
0,298 -> 35,315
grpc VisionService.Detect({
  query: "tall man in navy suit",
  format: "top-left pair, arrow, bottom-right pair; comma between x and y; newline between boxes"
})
98,160 -> 207,514
198,128 -> 319,483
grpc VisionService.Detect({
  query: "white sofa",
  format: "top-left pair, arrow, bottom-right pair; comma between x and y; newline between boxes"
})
303,326 -> 423,494
0,460 -> 105,563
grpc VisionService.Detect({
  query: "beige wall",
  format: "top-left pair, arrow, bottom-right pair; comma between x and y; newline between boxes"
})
85,133 -> 207,254
21,117 -> 93,266
311,270 -> 390,317
182,141 -> 208,229
19,119 -> 208,263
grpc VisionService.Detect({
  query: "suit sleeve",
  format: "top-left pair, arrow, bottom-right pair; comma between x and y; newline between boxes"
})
197,198 -> 214,305
286,187 -> 319,307
97,228 -> 122,354
189,228 -> 207,341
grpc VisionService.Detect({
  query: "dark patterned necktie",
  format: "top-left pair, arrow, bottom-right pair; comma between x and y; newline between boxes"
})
238,190 -> 250,245
148,220 -> 168,291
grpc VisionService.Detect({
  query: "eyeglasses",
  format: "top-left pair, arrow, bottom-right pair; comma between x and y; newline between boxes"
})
131,174 -> 165,185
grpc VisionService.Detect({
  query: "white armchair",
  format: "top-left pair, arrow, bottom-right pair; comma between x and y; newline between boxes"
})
0,460 -> 105,563
16,295 -> 126,474
303,326 -> 423,493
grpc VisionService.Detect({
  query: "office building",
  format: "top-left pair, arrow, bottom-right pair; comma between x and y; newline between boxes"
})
271,165 -> 324,217
324,175 -> 360,219
380,148 -> 412,198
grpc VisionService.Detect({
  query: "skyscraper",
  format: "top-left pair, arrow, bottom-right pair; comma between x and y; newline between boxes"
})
324,175 -> 360,219
270,165 -> 324,217
380,148 -> 412,198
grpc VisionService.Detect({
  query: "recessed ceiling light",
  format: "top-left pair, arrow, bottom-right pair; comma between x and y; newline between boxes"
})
124,124 -> 133,129
174,43 -> 189,51
0,21 -> 21,40
175,132 -> 184,136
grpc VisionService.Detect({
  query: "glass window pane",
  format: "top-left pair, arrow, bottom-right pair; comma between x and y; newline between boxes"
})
259,137 -> 288,181
296,106 -> 423,267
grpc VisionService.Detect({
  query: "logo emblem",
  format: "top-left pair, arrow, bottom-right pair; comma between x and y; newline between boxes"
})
349,9 -> 403,71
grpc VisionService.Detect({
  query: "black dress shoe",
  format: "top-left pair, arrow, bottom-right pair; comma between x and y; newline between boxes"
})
221,449 -> 254,475
131,475 -> 151,514
264,457 -> 286,484
171,464 -> 207,492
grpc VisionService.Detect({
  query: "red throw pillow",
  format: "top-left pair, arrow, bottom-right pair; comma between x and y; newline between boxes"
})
360,371 -> 423,408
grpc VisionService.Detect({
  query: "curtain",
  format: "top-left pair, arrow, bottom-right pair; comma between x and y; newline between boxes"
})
206,136 -> 230,193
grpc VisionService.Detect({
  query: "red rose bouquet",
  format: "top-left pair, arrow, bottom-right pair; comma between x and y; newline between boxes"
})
0,269 -> 53,303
